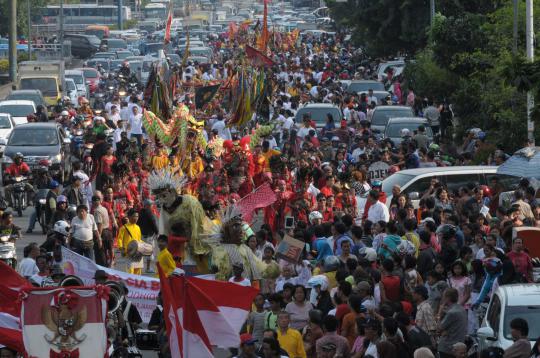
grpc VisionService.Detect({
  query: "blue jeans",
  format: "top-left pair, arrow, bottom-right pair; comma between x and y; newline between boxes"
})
71,239 -> 95,262
27,208 -> 37,231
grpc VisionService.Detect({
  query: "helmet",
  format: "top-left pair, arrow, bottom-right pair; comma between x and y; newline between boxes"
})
323,256 -> 341,272
429,143 -> 440,152
53,220 -> 70,237
400,128 -> 411,138
308,211 -> 323,223
14,152 -> 23,160
371,180 -> 382,188
63,96 -> 71,102
49,180 -> 59,189
61,110 -> 69,116
57,195 -> 67,203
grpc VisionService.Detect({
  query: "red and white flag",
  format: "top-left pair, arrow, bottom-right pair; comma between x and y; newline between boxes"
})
21,287 -> 108,358
164,2 -> 173,45
235,182 -> 277,222
158,266 -> 259,358
0,261 -> 29,352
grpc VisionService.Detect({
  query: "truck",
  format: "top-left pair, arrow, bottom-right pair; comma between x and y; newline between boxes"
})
17,60 -> 65,109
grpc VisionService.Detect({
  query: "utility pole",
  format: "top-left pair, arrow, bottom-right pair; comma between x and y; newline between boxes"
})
27,0 -> 31,59
513,0 -> 518,55
59,0 -> 64,46
430,0 -> 435,27
8,0 -> 17,82
526,0 -> 535,145
118,0 -> 123,31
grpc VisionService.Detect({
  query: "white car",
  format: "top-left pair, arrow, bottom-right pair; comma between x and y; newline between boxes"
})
64,78 -> 79,108
0,100 -> 34,125
0,113 -> 14,153
65,69 -> 88,98
477,284 -> 540,351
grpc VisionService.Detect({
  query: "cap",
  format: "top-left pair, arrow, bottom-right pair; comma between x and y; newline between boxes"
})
93,269 -> 108,280
240,333 -> 257,345
420,217 -> 435,224
49,180 -> 60,189
363,247 -> 377,262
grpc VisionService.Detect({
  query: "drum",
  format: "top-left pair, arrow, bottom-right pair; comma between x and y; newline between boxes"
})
135,329 -> 159,350
126,241 -> 153,259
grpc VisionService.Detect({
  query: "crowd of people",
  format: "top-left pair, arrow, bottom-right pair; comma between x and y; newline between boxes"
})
2,26 -> 540,358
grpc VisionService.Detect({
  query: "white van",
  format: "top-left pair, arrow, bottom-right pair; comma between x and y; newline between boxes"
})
381,166 -> 520,208
477,284 -> 540,351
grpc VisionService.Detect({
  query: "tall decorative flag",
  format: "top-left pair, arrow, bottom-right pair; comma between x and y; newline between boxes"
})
158,266 -> 259,358
21,286 -> 109,358
0,261 -> 29,352
164,1 -> 173,45
257,0 -> 270,51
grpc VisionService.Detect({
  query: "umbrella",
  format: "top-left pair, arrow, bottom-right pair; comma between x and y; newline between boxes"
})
497,147 -> 540,178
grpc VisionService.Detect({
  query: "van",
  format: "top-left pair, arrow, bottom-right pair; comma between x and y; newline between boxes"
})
381,166 -> 520,208
64,34 -> 100,59
477,284 -> 540,351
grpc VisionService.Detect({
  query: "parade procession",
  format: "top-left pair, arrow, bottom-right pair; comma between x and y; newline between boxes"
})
2,0 -> 540,357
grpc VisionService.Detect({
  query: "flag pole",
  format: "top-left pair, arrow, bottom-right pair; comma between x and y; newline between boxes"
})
182,273 -> 188,358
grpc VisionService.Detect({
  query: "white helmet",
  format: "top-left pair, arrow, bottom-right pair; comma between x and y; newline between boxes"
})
53,220 -> 70,237
61,110 -> 69,116
400,128 -> 411,138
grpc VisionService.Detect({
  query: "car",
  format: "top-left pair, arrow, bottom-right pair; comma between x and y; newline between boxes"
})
5,90 -> 47,110
377,60 -> 405,82
359,90 -> 391,105
100,38 -> 128,52
65,69 -> 88,98
1,122 -> 71,183
63,34 -> 100,59
295,103 -> 343,129
346,80 -> 385,94
92,52 -> 116,60
64,78 -> 78,107
370,105 -> 415,133
186,56 -> 210,65
0,100 -> 34,125
384,117 -> 433,146
77,67 -> 100,95
0,113 -> 14,153
477,284 -> 540,351
115,50 -> 133,60
381,166 -> 521,208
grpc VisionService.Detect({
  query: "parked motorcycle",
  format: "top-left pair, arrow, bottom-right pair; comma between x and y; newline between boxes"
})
0,234 -> 18,268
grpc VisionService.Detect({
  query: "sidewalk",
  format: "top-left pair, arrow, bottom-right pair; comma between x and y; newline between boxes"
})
0,82 -> 13,99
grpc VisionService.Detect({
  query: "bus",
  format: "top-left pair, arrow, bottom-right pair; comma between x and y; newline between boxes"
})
85,25 -> 110,40
144,3 -> 168,20
39,5 -> 132,26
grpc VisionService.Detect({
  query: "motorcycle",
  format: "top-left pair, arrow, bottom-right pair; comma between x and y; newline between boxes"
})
71,128 -> 85,160
0,234 -> 17,268
12,176 -> 28,217
82,143 -> 94,175
36,188 -> 50,234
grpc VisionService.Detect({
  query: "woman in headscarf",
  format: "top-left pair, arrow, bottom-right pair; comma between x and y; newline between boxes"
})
307,275 -> 333,316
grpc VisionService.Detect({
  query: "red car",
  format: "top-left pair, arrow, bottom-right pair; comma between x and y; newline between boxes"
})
77,67 -> 100,95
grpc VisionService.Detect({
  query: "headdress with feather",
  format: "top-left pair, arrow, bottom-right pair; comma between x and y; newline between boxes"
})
148,168 -> 188,193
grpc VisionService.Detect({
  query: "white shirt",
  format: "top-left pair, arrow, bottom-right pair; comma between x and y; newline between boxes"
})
367,95 -> 378,105
352,147 -> 365,162
228,277 -> 251,287
71,214 -> 98,242
128,112 -> 143,135
18,257 -> 38,277
211,120 -> 232,140
367,200 -> 390,223
282,117 -> 294,131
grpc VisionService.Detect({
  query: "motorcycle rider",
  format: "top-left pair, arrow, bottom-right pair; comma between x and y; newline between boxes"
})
93,116 -> 111,137
35,104 -> 49,123
41,220 -> 70,252
51,195 -> 69,225
78,97 -> 94,119
26,171 -> 56,234
4,153 -> 33,208
58,110 -> 71,127
96,63 -> 106,77
119,61 -> 131,78
44,181 -> 62,231
0,211 -> 22,241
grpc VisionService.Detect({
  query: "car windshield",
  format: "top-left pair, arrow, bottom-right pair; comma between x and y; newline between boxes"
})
116,52 -> 131,59
108,39 -> 127,49
382,173 -> 415,195
9,128 -> 58,146
348,81 -> 385,93
66,80 -> 76,91
386,123 -> 433,137
296,107 -> 342,127
0,116 -> 11,129
66,75 -> 84,85
20,78 -> 57,97
83,70 -> 98,79
87,35 -> 101,47
372,108 -> 414,125
0,104 -> 34,117
87,60 -> 110,70
7,94 -> 40,105
504,306 -> 540,341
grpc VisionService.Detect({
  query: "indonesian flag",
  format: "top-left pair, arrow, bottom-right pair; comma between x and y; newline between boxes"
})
21,287 -> 108,358
158,265 -> 259,358
0,261 -> 30,352
245,45 -> 275,68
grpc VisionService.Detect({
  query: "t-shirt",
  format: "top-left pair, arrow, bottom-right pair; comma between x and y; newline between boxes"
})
71,215 -> 97,242
507,251 -> 533,280
18,257 -> 38,277
93,205 -> 110,232
382,275 -> 401,302
247,311 -> 267,344
285,301 -> 313,330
